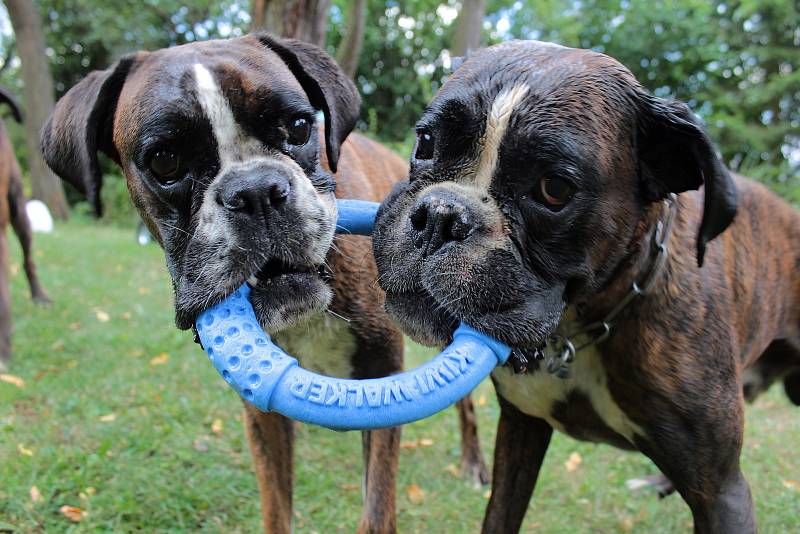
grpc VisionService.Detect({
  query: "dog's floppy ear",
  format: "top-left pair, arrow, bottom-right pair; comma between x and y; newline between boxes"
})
637,94 -> 737,266
0,85 -> 23,123
256,33 -> 360,173
40,55 -> 139,217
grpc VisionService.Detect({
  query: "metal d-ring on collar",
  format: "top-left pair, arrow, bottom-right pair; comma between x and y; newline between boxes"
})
515,193 -> 679,379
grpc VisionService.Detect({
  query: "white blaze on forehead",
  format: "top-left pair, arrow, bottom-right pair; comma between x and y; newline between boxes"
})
472,84 -> 529,190
193,63 -> 262,166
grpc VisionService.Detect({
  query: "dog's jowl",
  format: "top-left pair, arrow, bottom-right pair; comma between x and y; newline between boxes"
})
374,40 -> 800,534
41,34 -> 410,534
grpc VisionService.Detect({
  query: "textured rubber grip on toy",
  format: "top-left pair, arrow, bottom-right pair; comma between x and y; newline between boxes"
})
194,199 -> 512,431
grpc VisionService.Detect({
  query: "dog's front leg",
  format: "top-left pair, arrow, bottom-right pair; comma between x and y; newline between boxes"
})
9,167 -> 49,304
482,394 -> 553,534
638,417 -> 756,534
456,394 -> 490,485
358,426 -> 401,534
243,403 -> 294,534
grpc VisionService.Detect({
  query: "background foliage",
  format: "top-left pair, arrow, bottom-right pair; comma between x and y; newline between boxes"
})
0,0 -> 797,221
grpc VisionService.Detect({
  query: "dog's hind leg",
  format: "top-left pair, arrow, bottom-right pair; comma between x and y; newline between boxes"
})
8,164 -> 49,304
785,369 -> 800,405
456,394 -> 490,486
243,403 -> 294,534
778,339 -> 800,405
0,231 -> 10,367
358,426 -> 400,534
482,394 -> 553,534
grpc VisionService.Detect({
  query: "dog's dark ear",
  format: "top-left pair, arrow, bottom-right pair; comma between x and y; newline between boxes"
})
637,95 -> 737,266
40,55 -> 139,217
256,33 -> 360,173
0,85 -> 23,123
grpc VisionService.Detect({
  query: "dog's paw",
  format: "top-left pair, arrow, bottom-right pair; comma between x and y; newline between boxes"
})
32,291 -> 52,306
461,456 -> 491,487
626,473 -> 675,498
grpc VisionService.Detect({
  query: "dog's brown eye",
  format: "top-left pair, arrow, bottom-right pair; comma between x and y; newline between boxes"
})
415,130 -> 434,160
540,177 -> 573,208
287,116 -> 311,146
150,150 -> 180,181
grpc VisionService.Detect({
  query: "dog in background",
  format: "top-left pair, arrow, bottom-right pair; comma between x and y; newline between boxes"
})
373,40 -> 799,533
41,34 -> 488,532
0,85 -> 50,370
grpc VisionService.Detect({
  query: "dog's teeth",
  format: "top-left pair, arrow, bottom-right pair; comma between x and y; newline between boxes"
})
247,275 -> 259,287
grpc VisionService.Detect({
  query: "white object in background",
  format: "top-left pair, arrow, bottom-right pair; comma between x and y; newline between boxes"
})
25,200 -> 54,233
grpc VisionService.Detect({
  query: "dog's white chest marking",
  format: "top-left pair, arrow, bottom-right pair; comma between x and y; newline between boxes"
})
492,312 -> 645,445
273,312 -> 356,379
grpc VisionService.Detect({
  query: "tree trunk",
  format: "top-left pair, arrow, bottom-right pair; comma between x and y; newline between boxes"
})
336,0 -> 366,79
251,0 -> 331,48
452,0 -> 485,57
5,0 -> 69,219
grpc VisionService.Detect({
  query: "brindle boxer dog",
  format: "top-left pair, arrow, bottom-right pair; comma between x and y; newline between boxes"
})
0,86 -> 50,370
40,33 -> 488,532
373,40 -> 800,533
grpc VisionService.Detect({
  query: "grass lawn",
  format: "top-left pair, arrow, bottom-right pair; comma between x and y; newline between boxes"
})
1,219 -> 798,533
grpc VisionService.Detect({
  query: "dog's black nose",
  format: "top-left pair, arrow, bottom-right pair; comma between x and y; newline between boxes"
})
410,192 -> 475,257
216,171 -> 291,216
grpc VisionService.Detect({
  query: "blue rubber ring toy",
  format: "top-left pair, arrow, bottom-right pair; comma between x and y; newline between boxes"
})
195,199 -> 511,431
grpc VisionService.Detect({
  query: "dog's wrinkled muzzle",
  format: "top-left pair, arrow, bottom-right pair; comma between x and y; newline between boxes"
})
195,199 -> 511,431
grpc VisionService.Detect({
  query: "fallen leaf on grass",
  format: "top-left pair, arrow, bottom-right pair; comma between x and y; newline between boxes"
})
67,360 -> 78,369
211,418 -> 223,434
443,463 -> 460,478
17,444 -> 33,456
339,483 -> 359,491
129,350 -> 143,358
68,322 -> 82,331
59,505 -> 85,522
99,413 -> 117,422
138,286 -> 150,295
783,480 -> 798,491
0,374 -> 25,388
94,309 -> 110,323
150,353 -> 169,366
477,394 -> 487,407
564,451 -> 582,472
121,311 -> 132,320
483,489 -> 492,499
619,517 -> 634,532
51,339 -> 65,351
400,438 -> 434,450
33,368 -> 60,381
29,486 -> 42,503
9,263 -> 19,276
405,484 -> 425,504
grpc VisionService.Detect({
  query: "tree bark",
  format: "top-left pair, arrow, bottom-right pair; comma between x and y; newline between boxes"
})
336,0 -> 366,79
452,0 -> 485,57
5,0 -> 69,219
251,0 -> 331,47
